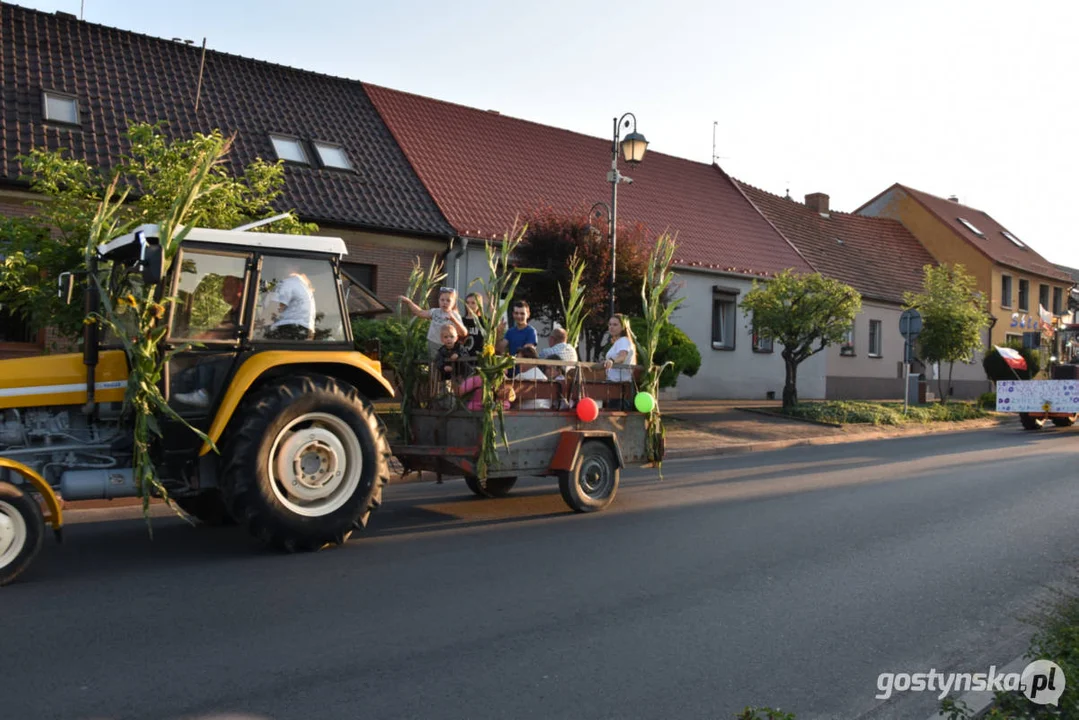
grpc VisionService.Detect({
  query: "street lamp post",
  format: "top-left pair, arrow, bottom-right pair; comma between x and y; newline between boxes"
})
605,113 -> 648,318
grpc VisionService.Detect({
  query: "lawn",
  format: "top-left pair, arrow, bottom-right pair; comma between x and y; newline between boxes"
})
781,400 -> 989,426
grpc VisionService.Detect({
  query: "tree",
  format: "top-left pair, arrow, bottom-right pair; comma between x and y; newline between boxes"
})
740,271 -> 862,409
982,340 -> 1040,381
903,263 -> 989,402
0,122 -> 315,341
514,205 -> 653,359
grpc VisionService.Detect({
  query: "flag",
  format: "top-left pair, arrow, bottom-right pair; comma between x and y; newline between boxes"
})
994,345 -> 1028,371
1039,304 -> 1055,336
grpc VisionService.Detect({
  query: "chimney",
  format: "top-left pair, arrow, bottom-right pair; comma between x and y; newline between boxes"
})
948,195 -> 960,203
805,192 -> 830,214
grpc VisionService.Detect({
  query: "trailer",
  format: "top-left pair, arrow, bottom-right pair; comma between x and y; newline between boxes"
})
996,365 -> 1079,430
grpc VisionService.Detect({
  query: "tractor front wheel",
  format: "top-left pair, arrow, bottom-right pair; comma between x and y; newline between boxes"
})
222,375 -> 390,552
0,481 -> 45,586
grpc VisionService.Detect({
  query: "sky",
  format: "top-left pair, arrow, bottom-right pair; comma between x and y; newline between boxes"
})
18,0 -> 1079,266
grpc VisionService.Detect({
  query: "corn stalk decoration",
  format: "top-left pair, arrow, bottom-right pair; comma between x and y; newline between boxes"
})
471,223 -> 539,480
85,137 -> 232,530
637,232 -> 683,467
557,249 -> 588,350
397,256 -> 445,441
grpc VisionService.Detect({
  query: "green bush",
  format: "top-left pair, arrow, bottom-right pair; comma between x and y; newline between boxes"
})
983,341 -> 1041,381
977,391 -> 997,410
351,317 -> 415,370
628,318 -> 701,389
782,401 -> 987,426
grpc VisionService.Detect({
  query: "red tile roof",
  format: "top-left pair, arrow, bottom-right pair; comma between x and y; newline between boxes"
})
364,84 -> 811,276
860,184 -> 1070,283
737,182 -> 936,304
0,4 -> 454,237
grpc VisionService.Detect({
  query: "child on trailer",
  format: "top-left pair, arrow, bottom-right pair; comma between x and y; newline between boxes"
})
434,324 -> 464,381
399,286 -> 468,360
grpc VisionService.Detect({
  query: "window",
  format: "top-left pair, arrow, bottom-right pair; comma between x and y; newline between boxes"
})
313,141 -> 352,170
253,256 -> 346,342
1005,333 -> 1022,345
1018,279 -> 1029,311
1001,274 -> 1013,308
751,314 -> 773,353
1039,284 -> 1050,312
270,134 -> 309,164
1053,287 -> 1063,316
1002,230 -> 1026,248
868,320 -> 882,358
341,262 -> 376,293
711,295 -> 737,350
841,326 -> 855,356
0,306 -> 38,345
42,91 -> 79,125
957,218 -> 985,237
169,251 -> 250,341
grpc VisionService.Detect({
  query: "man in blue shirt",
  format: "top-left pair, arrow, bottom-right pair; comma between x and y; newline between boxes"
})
503,300 -> 538,355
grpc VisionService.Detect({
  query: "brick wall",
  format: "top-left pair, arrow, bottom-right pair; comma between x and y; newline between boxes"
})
325,226 -> 449,303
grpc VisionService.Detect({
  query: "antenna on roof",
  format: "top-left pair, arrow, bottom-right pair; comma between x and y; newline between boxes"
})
193,38 -> 207,113
712,121 -> 731,164
785,181 -> 791,200
80,0 -> 84,19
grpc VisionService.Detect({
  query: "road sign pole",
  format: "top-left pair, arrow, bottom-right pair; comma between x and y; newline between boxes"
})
904,340 -> 909,414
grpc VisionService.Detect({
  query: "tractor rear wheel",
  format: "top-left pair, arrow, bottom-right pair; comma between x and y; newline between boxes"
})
1051,414 -> 1078,428
0,481 -> 44,587
174,490 -> 236,527
222,374 -> 390,552
464,476 -> 517,498
1019,413 -> 1046,431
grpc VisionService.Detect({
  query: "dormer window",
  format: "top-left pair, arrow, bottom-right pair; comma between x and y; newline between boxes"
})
269,134 -> 309,164
313,141 -> 352,170
957,218 -> 985,237
1001,230 -> 1027,249
42,91 -> 79,125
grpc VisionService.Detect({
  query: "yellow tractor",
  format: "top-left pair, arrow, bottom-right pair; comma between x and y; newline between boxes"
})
0,224 -> 394,585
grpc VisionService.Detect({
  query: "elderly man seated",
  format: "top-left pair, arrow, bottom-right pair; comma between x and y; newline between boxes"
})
538,325 -> 578,379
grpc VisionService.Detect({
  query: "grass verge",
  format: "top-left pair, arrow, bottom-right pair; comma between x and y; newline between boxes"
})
781,401 -> 989,426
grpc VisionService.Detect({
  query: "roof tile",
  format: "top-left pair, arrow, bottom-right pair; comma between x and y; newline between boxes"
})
364,84 -> 811,275
0,3 -> 453,237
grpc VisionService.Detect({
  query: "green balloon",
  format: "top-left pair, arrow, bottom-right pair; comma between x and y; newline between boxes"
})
634,391 -> 656,413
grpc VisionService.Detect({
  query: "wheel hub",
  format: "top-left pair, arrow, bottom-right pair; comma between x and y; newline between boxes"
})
0,500 -> 28,569
275,429 -> 347,502
580,457 -> 611,497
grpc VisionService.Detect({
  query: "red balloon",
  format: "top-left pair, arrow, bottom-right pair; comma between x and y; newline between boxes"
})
576,397 -> 599,422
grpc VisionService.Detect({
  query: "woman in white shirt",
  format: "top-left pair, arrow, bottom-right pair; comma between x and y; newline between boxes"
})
603,314 -> 637,383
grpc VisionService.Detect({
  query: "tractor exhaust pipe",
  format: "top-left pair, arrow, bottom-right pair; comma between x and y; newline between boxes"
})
60,468 -> 137,501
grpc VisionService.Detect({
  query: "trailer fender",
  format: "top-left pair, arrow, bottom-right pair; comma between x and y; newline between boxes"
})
0,457 -> 63,536
549,431 -> 625,473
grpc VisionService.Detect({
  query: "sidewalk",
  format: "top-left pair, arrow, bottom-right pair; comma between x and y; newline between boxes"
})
662,399 -> 1012,458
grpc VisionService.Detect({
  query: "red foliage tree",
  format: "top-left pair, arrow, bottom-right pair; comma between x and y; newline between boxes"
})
514,205 -> 653,359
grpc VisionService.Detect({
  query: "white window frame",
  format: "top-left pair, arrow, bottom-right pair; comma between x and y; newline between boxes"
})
711,295 -> 737,350
868,319 -> 882,358
42,90 -> 79,125
269,134 -> 310,165
313,141 -> 353,170
840,326 -> 855,356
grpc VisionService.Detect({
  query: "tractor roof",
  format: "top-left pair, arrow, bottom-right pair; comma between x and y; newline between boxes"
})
97,225 -> 347,260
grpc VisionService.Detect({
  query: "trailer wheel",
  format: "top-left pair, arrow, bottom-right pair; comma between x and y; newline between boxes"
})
464,476 -> 518,498
174,491 -> 236,527
1051,414 -> 1078,428
1019,413 -> 1046,431
0,481 -> 44,587
557,441 -> 620,513
222,374 -> 390,552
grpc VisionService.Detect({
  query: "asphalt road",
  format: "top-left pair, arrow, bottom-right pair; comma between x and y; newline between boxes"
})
4,424 -> 1079,720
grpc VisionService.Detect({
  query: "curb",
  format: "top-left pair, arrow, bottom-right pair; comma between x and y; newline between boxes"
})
924,654 -> 1029,720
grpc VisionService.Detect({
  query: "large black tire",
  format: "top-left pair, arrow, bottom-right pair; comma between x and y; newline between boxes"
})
1051,414 -> 1078,428
221,374 -> 390,552
557,441 -> 620,513
1019,413 -> 1046,431
173,490 -> 236,527
464,476 -> 518,498
0,481 -> 45,587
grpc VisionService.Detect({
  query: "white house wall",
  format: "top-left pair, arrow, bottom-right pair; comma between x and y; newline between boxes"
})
671,271 -> 826,400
